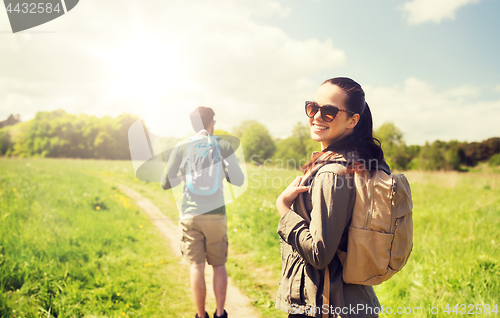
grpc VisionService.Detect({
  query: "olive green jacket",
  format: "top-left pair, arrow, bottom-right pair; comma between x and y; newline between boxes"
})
275,153 -> 389,318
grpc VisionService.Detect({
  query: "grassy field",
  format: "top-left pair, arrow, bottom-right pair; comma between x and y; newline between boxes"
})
220,167 -> 500,318
83,160 -> 500,317
1,158 -> 499,317
0,158 -> 192,317
377,171 -> 500,317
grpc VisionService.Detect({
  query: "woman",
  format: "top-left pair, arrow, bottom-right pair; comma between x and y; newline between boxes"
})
275,77 -> 390,318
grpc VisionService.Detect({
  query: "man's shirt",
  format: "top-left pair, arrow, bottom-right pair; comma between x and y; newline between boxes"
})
162,136 -> 244,215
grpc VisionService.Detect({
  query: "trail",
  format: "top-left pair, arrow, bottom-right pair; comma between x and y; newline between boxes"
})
118,184 -> 259,318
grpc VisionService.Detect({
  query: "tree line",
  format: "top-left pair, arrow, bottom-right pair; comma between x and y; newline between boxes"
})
1,110 -> 499,170
0,110 -> 137,159
234,120 -> 500,171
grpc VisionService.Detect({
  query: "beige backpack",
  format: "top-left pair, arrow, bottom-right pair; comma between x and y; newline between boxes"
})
337,168 -> 413,285
295,152 -> 413,289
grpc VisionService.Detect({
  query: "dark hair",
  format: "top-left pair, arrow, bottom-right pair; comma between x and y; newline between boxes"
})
302,77 -> 384,172
190,107 -> 215,132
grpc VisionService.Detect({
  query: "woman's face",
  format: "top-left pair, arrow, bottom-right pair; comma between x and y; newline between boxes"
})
309,83 -> 359,150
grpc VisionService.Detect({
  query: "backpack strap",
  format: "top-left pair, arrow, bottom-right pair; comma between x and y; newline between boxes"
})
295,151 -> 339,223
179,139 -> 196,169
213,137 -> 236,200
198,129 -> 209,136
322,268 -> 330,318
293,151 -> 347,318
180,133 -> 214,169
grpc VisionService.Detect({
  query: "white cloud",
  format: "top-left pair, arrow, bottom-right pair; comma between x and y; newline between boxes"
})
365,78 -> 500,144
402,0 -> 481,25
0,0 -> 345,139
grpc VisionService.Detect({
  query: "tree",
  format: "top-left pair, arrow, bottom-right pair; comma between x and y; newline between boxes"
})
290,122 -> 318,157
9,121 -> 32,157
443,140 -> 461,171
0,127 -> 12,155
4,110 -> 139,159
489,153 -> 500,167
232,120 -> 258,139
274,122 -> 318,169
410,140 -> 462,171
485,137 -> 500,157
375,123 -> 411,170
213,129 -> 230,136
236,121 -> 276,164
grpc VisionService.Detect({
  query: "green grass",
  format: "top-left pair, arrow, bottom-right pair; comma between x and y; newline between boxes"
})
0,158 -> 192,317
224,166 -> 300,318
81,161 -> 500,318
225,167 -> 500,318
223,167 -> 500,318
62,160 -> 297,318
2,158 -> 499,318
375,171 -> 500,317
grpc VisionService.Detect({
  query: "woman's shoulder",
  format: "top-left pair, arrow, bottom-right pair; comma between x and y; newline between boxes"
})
315,150 -> 353,175
313,163 -> 353,191
316,162 -> 348,175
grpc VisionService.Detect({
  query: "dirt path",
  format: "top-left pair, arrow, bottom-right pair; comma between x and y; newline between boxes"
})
118,184 -> 259,318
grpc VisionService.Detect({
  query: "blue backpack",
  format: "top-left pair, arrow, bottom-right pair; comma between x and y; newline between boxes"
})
181,132 -> 226,196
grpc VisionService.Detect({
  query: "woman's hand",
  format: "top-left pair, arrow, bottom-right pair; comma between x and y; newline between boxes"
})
276,176 -> 310,217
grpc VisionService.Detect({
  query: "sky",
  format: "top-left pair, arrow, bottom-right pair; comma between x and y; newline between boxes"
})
1,0 -> 499,145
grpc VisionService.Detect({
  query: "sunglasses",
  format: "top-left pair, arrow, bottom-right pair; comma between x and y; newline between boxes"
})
305,101 -> 357,122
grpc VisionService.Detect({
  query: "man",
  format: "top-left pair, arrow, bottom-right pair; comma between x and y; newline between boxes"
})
162,107 -> 244,318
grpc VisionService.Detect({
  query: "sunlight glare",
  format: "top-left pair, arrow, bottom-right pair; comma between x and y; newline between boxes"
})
105,30 -> 190,112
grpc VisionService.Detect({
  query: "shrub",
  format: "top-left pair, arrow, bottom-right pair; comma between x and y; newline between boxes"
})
488,153 -> 500,167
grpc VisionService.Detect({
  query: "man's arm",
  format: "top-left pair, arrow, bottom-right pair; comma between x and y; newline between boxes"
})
221,143 -> 244,186
161,144 -> 184,190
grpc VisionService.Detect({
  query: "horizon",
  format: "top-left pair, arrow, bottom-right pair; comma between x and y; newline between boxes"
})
2,109 -> 498,148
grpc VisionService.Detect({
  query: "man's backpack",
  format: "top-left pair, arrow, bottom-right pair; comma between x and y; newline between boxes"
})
180,131 -> 227,196
295,152 -> 413,286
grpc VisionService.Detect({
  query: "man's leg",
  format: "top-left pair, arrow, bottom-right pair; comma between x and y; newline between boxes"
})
202,215 -> 228,316
191,262 -> 206,317
181,217 -> 207,317
213,264 -> 227,316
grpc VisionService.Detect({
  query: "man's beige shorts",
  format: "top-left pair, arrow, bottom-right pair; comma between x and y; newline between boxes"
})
179,214 -> 228,266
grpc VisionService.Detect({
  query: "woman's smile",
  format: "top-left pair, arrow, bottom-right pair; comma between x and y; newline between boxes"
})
312,122 -> 329,131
